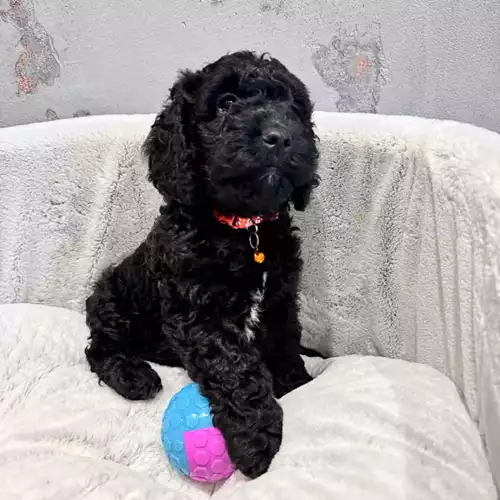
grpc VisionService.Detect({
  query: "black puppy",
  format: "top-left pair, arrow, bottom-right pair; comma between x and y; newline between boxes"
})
85,51 -> 319,479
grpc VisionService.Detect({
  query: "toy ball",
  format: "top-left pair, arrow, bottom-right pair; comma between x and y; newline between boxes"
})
161,383 -> 234,483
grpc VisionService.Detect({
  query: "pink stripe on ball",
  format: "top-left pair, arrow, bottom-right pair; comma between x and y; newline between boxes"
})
184,427 -> 234,483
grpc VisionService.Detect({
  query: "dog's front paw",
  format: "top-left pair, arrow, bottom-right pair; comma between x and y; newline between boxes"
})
215,398 -> 283,479
232,421 -> 283,479
99,354 -> 163,400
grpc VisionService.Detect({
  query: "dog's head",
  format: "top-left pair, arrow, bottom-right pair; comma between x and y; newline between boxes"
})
144,51 -> 319,216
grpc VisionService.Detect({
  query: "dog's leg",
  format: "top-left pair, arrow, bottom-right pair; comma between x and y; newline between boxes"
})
159,286 -> 283,479
262,287 -> 313,399
261,237 -> 313,399
85,246 -> 179,400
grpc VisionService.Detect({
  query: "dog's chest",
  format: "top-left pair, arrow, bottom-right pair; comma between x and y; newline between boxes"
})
244,271 -> 267,341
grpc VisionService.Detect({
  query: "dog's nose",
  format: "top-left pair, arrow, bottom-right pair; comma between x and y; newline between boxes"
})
262,128 -> 291,151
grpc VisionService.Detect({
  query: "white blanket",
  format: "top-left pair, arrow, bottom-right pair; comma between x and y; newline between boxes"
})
0,112 -> 499,496
0,303 -> 496,500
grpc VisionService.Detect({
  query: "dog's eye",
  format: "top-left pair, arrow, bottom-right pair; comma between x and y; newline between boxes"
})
218,93 -> 237,112
248,88 -> 263,98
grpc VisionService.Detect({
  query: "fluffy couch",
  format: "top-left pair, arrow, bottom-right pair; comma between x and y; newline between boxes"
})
0,112 -> 498,499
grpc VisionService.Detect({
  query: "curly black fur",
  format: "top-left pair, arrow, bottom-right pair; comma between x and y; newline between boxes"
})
85,51 -> 319,479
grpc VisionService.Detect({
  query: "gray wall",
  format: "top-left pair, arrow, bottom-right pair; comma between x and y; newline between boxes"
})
1,0 -> 500,132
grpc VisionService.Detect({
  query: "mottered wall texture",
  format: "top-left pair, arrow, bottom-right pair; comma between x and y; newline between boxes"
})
1,0 -> 499,131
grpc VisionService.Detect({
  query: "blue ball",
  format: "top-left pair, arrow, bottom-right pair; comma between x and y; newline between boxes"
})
161,383 -> 214,476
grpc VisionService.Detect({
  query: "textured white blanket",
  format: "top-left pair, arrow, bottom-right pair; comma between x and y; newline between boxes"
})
0,112 -> 499,496
0,304 -> 496,499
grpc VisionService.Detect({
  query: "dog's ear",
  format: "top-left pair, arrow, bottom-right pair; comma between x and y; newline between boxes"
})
291,174 -> 320,211
143,70 -> 203,204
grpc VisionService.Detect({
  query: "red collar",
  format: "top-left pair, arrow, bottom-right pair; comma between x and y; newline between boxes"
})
214,210 -> 279,229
